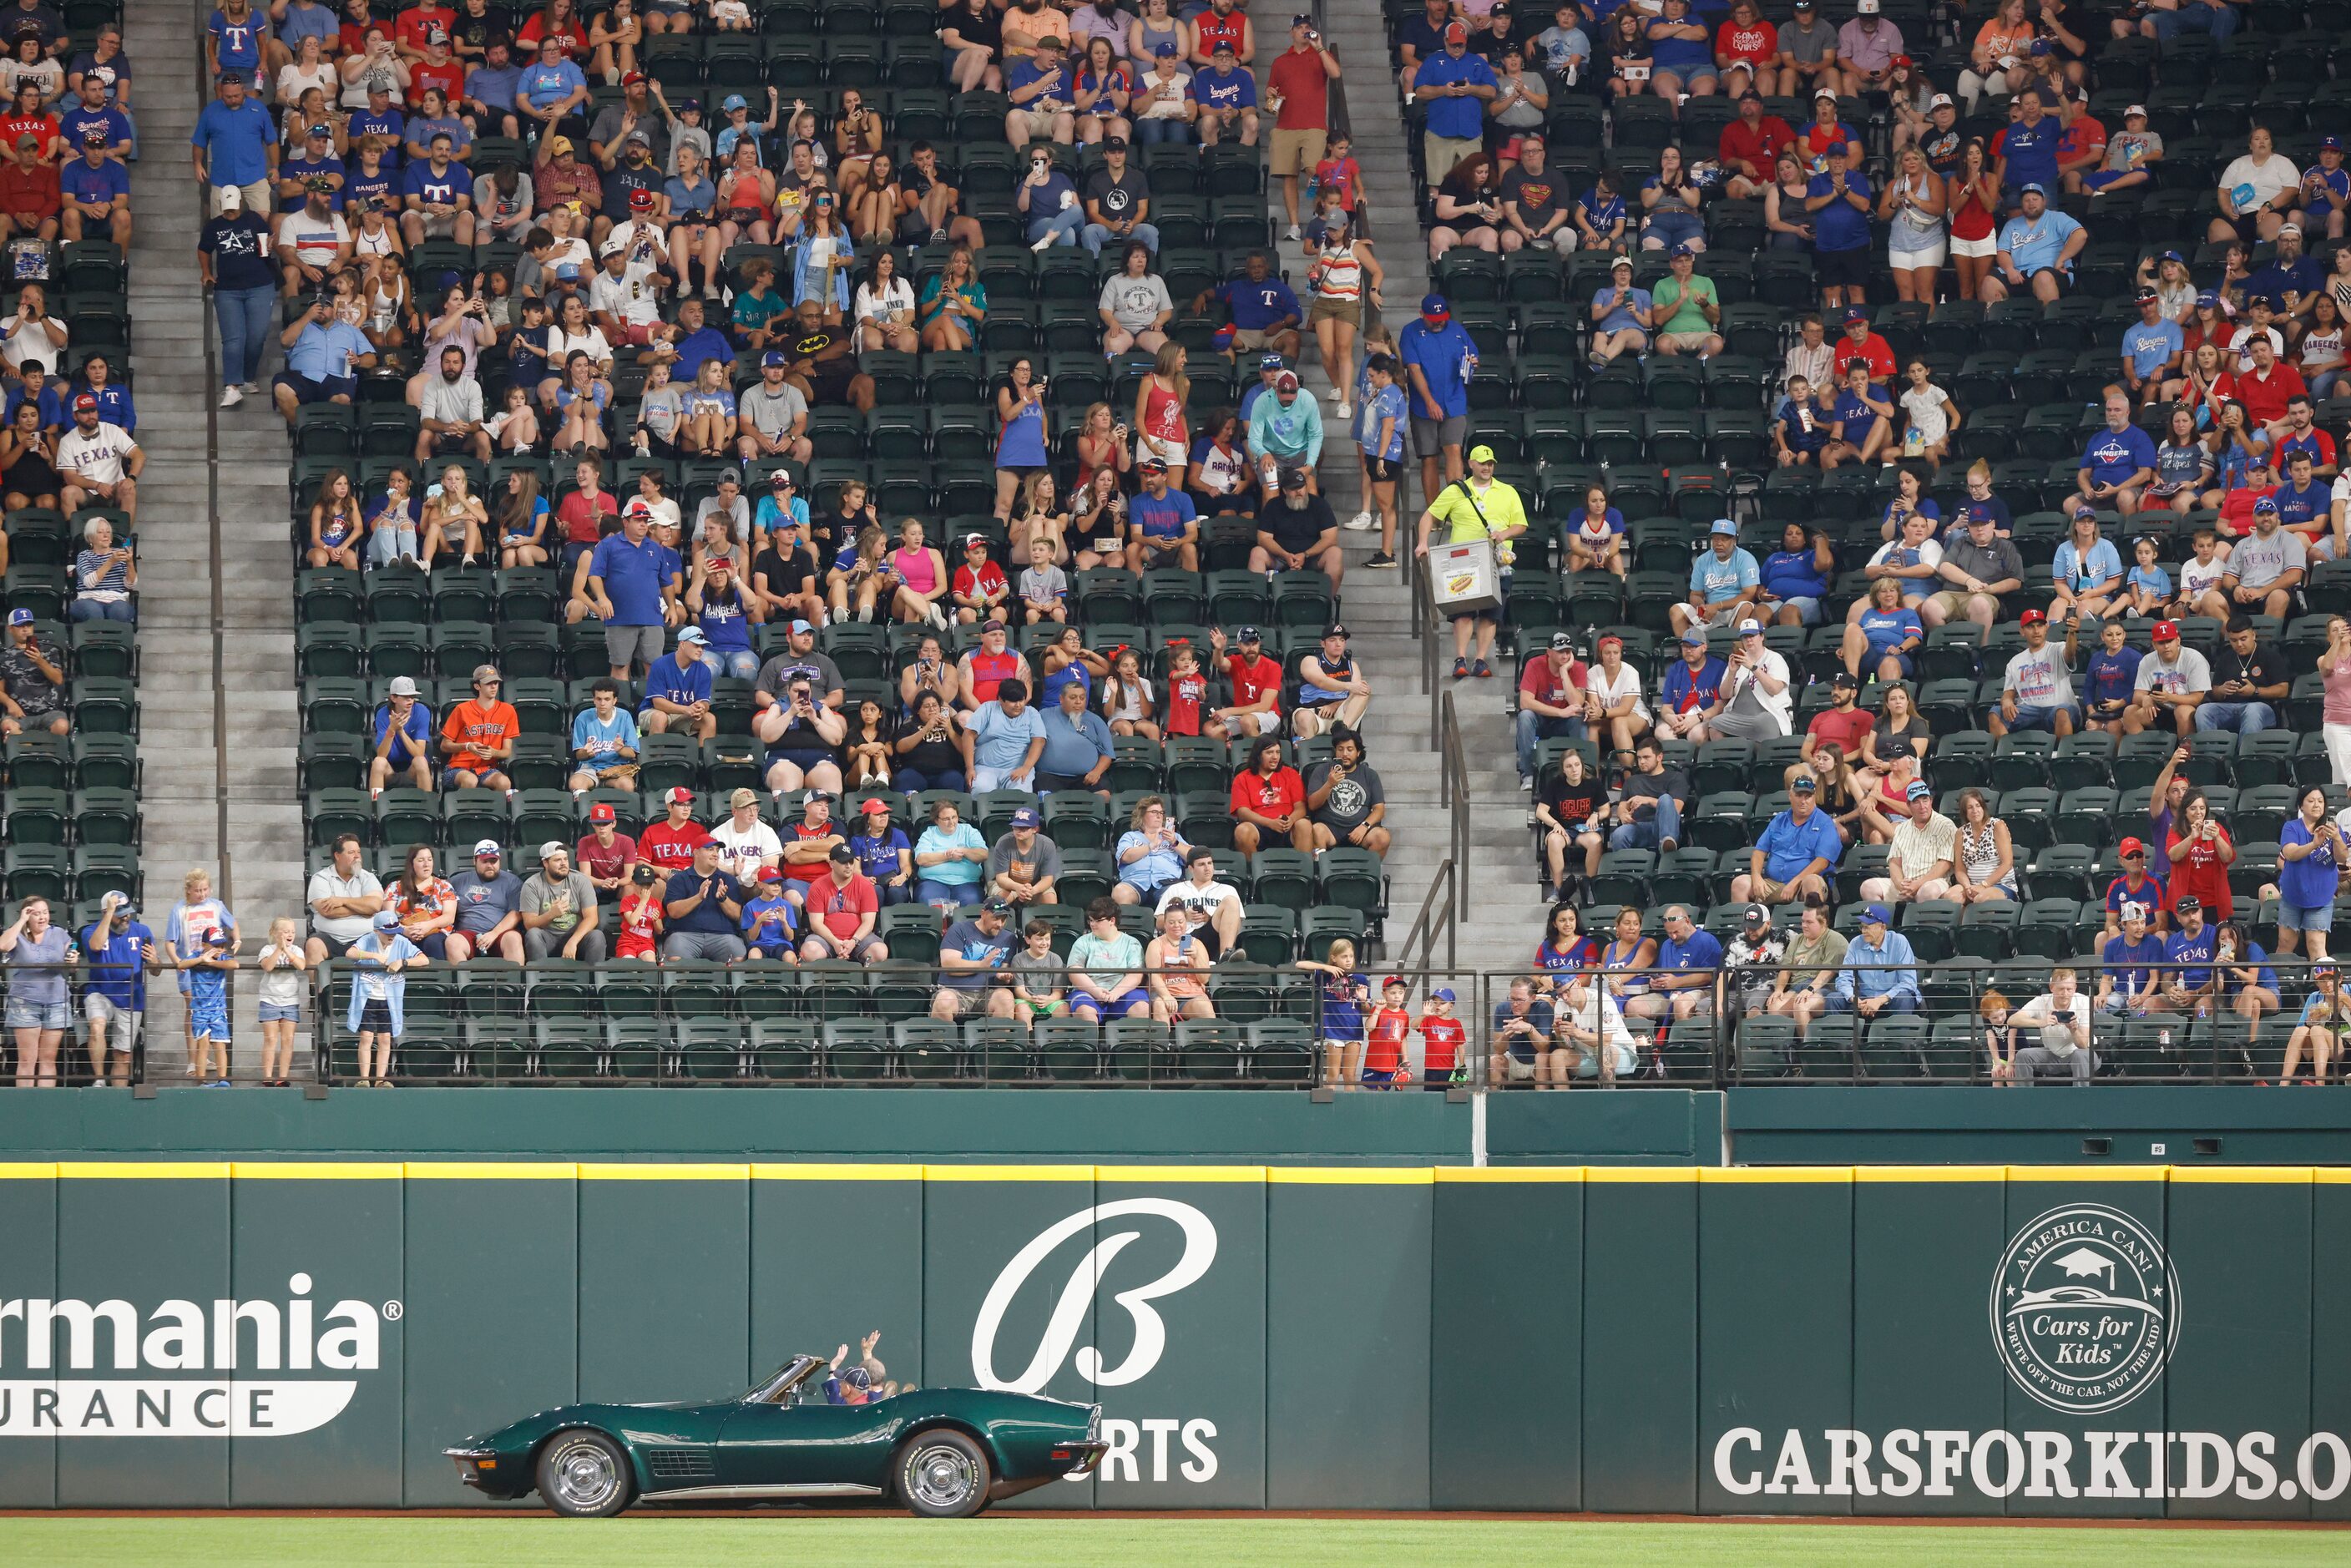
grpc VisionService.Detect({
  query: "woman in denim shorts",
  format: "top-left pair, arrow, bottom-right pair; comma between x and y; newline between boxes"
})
256,918 -> 311,1089
1,896 -> 73,1087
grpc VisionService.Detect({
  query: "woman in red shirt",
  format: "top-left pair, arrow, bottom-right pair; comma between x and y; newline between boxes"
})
1944,137 -> 2000,301
2165,792 -> 2236,920
1712,1 -> 1777,97
1228,736 -> 1310,854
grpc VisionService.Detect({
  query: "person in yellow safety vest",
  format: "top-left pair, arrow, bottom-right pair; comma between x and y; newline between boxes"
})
1414,441 -> 1526,678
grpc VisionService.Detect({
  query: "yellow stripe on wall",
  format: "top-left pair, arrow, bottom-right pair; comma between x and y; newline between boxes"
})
0,1161 -> 2337,1184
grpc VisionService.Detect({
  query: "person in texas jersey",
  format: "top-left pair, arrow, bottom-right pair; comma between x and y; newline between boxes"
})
399,129 -> 473,246
774,297 -> 875,413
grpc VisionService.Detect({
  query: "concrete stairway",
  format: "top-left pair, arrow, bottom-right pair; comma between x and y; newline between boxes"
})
128,3 -> 304,1073
1293,0 -> 1551,968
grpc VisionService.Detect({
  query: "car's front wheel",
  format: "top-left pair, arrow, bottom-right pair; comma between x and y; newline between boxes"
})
537,1429 -> 635,1518
897,1428 -> 993,1518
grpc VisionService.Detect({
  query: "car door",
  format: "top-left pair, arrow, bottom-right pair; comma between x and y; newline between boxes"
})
713,1396 -> 893,1491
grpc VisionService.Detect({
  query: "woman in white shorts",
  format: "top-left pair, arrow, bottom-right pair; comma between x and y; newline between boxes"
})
1879,146 -> 1949,303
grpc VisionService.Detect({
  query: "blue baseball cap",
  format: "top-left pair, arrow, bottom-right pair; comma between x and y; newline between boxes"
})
2020,181 -> 2047,195
1861,903 -> 1891,926
1670,240 -> 1696,258
6,607 -> 30,625
761,348 -> 788,367
2254,496 -> 2279,514
1905,780 -> 1934,801
1260,352 -> 1285,369
1431,987 -> 1456,1003
1843,305 -> 1868,322
1737,619 -> 1764,637
1679,627 -> 1707,645
2159,248 -> 2183,264
721,93 -> 748,110
1420,293 -> 1449,319
1010,807 -> 1041,828
1709,518 -> 1737,535
372,908 -> 402,931
2325,136 -> 2343,152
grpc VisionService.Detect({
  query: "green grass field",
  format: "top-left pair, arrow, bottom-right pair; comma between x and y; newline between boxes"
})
3,1517 -> 2344,1568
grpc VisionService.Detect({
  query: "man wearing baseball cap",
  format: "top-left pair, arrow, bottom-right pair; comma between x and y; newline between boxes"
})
1725,902 -> 1790,1023
60,126 -> 130,246
2121,287 -> 2185,408
1589,255 -> 1651,369
1415,441 -> 1526,679
1245,367 -> 1323,498
1990,608 -> 2079,739
1732,769 -> 1839,908
1860,778 -> 1958,908
1251,462 -> 1342,591
640,786 -> 712,873
1295,622 -> 1372,739
2081,104 -> 2160,200
2101,838 -> 2170,943
1983,176 -> 2085,306
574,800 -> 640,896
1398,291 -> 1476,506
2210,492 -> 2307,625
1838,903 -> 1919,1019
1671,518 -> 1762,640
446,841 -> 527,963
56,387 -> 141,524
368,675 -> 436,795
1411,18 -> 1494,183
2121,620 -> 2212,738
2099,900 -> 2165,1018
521,840 -> 604,962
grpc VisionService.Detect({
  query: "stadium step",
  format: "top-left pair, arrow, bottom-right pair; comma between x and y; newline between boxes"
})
124,2 -> 306,1073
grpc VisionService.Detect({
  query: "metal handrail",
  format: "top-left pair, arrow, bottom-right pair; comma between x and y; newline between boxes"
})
1439,690 -> 1469,952
1395,857 -> 1457,978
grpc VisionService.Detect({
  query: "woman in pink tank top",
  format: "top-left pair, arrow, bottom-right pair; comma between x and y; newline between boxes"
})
889,518 -> 950,630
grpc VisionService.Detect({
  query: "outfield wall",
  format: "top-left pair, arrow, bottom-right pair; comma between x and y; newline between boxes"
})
0,1162 -> 2345,1515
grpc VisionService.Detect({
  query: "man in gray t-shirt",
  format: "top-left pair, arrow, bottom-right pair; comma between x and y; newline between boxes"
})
1926,512 -> 2025,631
447,842 -> 525,961
519,842 -> 606,962
754,622 -> 846,709
987,813 -> 1064,907
736,356 -> 811,466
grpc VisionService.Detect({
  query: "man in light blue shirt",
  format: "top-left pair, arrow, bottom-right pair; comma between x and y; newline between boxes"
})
1588,254 -> 1651,368
966,680 -> 1048,792
1837,905 -> 1920,1015
1672,518 -> 1761,636
1733,771 -> 1840,907
585,505 -> 671,680
190,72 -> 276,214
1245,371 -> 1322,494
270,298 -> 375,418
1036,678 -> 1115,796
1986,183 -> 2086,306
2120,290 -> 2183,407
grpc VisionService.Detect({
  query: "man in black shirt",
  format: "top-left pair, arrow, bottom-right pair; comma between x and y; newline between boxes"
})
1607,736 -> 1687,853
1250,466 -> 1342,590
2200,614 -> 2289,734
1499,134 -> 1568,250
777,299 -> 876,412
751,507 -> 823,627
1081,138 -> 1159,257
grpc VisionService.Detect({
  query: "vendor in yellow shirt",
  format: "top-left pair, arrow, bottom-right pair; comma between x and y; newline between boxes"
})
1413,443 -> 1527,679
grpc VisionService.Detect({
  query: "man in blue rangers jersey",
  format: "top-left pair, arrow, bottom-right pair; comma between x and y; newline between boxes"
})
566,676 -> 640,792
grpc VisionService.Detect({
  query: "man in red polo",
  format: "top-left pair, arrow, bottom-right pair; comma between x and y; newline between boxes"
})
1830,305 -> 1894,381
636,787 -> 710,873
1717,89 -> 1793,199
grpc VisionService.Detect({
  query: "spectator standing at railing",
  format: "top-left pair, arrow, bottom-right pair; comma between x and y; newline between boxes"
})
79,891 -> 153,1088
255,918 -> 306,1089
1838,905 -> 1919,1019
2,894 -> 70,1087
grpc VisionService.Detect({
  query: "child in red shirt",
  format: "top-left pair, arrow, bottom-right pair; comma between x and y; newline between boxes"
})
1364,977 -> 1413,1087
1311,134 -> 1363,220
614,866 -> 666,960
951,537 -> 1009,624
1165,643 -> 1211,738
1416,988 -> 1466,1086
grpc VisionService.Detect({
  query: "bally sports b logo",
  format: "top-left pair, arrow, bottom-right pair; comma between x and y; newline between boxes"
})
1990,1205 -> 2179,1416
971,1200 -> 1217,1395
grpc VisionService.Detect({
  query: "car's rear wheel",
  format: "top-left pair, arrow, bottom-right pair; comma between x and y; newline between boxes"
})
897,1429 -> 993,1518
537,1429 -> 635,1518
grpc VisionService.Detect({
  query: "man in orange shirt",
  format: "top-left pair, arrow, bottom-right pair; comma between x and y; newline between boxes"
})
440,663 -> 520,789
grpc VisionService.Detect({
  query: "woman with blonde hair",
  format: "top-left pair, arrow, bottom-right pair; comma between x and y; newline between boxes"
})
1145,907 -> 1216,1024
255,916 -> 307,1088
421,463 -> 488,569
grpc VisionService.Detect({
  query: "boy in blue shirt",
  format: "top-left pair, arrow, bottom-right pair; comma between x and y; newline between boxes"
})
181,926 -> 239,1087
640,629 -> 717,737
566,677 -> 640,792
1772,375 -> 1831,465
2073,616 -> 2141,734
741,867 -> 801,959
847,797 -> 913,905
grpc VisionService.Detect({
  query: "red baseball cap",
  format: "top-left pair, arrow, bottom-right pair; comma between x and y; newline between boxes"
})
2019,608 -> 2045,626
1443,19 -> 1467,42
2152,620 -> 2180,642
860,797 -> 892,815
588,802 -> 615,824
666,786 -> 695,806
2119,837 -> 2146,857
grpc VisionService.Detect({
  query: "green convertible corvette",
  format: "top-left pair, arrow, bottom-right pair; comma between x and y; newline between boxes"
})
447,1354 -> 1106,1518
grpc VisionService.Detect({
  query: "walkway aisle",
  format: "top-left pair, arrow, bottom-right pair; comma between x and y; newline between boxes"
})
1292,0 -> 1550,961
129,0 -> 305,1070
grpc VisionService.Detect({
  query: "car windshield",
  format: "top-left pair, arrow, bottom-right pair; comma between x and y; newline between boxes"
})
741,1355 -> 822,1405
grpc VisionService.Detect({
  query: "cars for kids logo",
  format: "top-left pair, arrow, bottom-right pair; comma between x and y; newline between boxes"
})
1990,1204 -> 2178,1416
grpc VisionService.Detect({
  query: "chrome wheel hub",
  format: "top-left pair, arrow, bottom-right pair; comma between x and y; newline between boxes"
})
910,1444 -> 977,1508
552,1441 -> 619,1508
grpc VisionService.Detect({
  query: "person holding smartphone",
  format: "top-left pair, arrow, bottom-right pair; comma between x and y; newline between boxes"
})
2004,965 -> 2095,1082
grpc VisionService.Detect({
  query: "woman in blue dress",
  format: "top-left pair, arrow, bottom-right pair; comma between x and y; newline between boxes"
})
993,354 -> 1050,519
